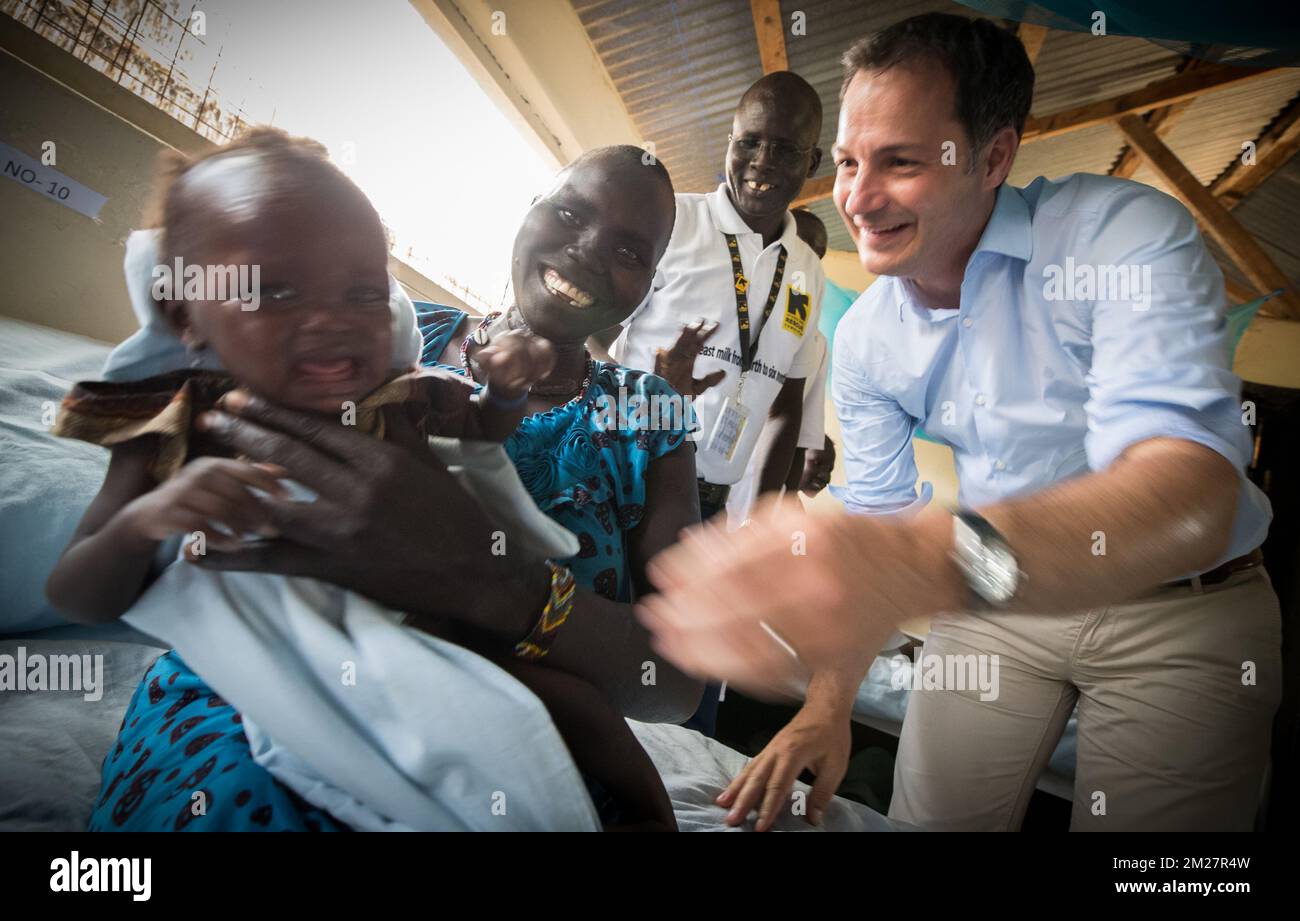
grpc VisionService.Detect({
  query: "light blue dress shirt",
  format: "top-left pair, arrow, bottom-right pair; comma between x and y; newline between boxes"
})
831,173 -> 1270,568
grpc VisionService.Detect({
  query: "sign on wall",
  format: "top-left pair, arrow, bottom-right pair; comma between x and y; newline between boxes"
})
1,141 -> 108,220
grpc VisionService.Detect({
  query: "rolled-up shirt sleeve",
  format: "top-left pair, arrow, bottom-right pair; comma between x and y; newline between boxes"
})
830,329 -> 926,515
1082,185 -> 1254,475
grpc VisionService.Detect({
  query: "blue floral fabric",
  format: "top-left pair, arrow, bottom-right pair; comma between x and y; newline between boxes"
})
89,650 -> 349,831
415,302 -> 695,602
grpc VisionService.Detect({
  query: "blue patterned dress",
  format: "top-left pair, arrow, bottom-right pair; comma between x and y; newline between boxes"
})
419,304 -> 694,602
88,303 -> 690,830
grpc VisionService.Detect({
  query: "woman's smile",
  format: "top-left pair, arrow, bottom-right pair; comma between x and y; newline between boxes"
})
541,265 -> 597,309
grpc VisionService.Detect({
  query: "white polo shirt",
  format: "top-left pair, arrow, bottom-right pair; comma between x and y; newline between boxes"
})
614,184 -> 825,484
725,332 -> 828,527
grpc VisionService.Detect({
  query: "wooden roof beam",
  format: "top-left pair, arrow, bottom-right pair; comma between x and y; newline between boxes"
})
1110,100 -> 1195,177
1017,23 -> 1049,68
1023,62 -> 1278,144
1110,59 -> 1208,179
1222,273 -> 1262,307
1117,114 -> 1297,319
749,0 -> 788,74
1210,95 -> 1300,209
793,174 -> 834,208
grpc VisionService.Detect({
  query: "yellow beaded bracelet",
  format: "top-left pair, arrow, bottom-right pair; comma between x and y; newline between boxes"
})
513,561 -> 576,660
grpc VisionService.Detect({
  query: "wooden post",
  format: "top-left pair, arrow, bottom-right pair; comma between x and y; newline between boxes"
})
749,0 -> 788,74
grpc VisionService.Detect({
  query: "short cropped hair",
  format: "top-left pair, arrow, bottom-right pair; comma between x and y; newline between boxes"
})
840,13 -> 1034,155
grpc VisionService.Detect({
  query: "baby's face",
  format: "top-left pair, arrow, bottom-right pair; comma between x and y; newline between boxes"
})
173,181 -> 393,415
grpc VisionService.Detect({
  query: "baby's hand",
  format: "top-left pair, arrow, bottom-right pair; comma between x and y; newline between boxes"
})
121,457 -> 287,553
475,330 -> 556,400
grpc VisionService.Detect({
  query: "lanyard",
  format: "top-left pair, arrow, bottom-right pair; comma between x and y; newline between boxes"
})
725,233 -> 787,373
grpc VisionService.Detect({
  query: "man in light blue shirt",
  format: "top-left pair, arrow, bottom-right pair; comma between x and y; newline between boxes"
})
640,13 -> 1282,832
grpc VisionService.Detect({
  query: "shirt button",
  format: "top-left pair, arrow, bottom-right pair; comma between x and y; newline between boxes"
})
974,393 -> 986,406
962,318 -> 973,328
993,459 -> 1007,471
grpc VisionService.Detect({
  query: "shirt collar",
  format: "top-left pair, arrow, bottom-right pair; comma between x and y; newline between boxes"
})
706,182 -> 796,244
885,184 -> 1032,323
892,277 -> 959,324
972,183 -> 1033,263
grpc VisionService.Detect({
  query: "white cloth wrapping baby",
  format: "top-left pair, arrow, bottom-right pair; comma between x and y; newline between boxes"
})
123,562 -> 600,831
107,227 -> 591,828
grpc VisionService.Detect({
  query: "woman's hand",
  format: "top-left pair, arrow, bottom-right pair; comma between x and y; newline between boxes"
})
718,702 -> 851,831
190,389 -> 546,639
121,457 -> 286,551
652,321 -> 725,397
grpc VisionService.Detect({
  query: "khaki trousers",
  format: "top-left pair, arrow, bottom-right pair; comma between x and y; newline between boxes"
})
888,568 -> 1282,831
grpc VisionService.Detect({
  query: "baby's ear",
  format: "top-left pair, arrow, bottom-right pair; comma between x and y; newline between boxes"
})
160,299 -> 203,350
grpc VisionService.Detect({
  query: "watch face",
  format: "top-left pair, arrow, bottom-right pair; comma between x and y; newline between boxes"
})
979,544 -> 1019,604
953,513 -> 1019,606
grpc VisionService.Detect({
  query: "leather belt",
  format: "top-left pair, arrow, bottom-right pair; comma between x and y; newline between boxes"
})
1168,547 -> 1264,590
697,478 -> 731,507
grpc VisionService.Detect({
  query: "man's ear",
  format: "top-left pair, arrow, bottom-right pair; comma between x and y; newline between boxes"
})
982,126 -> 1020,190
806,146 -> 824,178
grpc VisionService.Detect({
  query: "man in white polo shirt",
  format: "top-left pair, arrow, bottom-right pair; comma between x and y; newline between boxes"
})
612,71 -> 827,525
726,207 -> 836,526
725,330 -> 827,527
611,71 -> 826,736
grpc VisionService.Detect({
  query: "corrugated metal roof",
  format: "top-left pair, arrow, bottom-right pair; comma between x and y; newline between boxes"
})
1235,155 -> 1300,285
1030,29 -> 1185,114
570,0 -> 1298,298
1009,123 -> 1125,186
573,0 -> 765,194
1130,72 -> 1300,187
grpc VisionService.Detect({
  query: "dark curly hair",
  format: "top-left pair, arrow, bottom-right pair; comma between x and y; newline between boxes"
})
841,13 -> 1035,159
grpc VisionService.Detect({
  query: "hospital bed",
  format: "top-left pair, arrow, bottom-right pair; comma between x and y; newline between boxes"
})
0,315 -> 903,832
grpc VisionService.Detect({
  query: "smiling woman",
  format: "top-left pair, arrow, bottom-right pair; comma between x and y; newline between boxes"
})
509,146 -> 675,342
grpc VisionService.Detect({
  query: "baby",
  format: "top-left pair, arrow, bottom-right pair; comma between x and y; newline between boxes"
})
46,128 -> 673,830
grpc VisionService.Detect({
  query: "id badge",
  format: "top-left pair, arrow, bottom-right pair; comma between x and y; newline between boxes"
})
706,393 -> 750,462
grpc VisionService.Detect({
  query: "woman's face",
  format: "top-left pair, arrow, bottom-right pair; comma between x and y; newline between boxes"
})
168,168 -> 394,415
511,162 -> 674,344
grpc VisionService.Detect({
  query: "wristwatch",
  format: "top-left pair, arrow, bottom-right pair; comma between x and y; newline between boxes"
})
950,510 -> 1021,608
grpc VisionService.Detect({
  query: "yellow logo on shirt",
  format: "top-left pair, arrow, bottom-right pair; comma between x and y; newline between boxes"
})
782,287 -> 808,337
